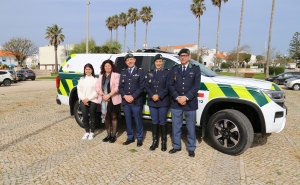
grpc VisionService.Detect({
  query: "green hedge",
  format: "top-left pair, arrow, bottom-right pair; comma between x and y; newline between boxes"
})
221,62 -> 228,69
264,66 -> 285,75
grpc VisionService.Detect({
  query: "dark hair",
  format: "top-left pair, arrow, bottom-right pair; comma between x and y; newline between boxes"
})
100,59 -> 117,74
83,63 -> 95,77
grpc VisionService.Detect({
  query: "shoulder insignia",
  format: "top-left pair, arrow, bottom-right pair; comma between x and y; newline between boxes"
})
122,68 -> 126,70
165,69 -> 170,70
139,68 -> 143,70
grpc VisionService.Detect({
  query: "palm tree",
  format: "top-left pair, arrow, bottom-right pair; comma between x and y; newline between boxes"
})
190,0 -> 206,63
112,14 -> 119,41
45,24 -> 65,73
235,0 -> 244,76
128,8 -> 140,51
266,0 -> 276,78
119,12 -> 129,53
139,6 -> 153,49
105,16 -> 114,41
211,0 -> 228,68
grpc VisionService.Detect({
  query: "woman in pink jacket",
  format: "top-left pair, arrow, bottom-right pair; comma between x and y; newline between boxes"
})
96,59 -> 122,143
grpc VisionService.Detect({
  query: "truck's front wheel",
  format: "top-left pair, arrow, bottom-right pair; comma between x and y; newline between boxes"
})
74,100 -> 84,128
203,109 -> 254,155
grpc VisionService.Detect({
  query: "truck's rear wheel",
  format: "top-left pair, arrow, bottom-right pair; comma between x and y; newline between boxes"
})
74,100 -> 84,128
203,109 -> 254,155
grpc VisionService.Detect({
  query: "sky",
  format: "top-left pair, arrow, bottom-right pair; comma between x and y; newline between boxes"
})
1,0 -> 299,56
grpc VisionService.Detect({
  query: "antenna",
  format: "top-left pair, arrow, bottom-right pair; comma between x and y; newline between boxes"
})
127,46 -> 132,53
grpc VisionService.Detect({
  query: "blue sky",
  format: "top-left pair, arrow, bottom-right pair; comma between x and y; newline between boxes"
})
1,0 -> 298,56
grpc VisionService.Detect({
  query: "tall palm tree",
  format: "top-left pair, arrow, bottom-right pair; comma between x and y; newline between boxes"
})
119,12 -> 129,53
105,16 -> 114,41
112,14 -> 119,41
211,0 -> 228,68
139,6 -> 153,49
235,0 -> 244,76
266,0 -> 276,78
190,0 -> 206,63
45,24 -> 65,73
128,8 -> 140,51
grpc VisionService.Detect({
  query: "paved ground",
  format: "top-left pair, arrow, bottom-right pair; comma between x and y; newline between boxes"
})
0,80 -> 300,185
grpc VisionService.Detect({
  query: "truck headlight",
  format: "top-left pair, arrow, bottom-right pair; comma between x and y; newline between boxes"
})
263,90 -> 285,100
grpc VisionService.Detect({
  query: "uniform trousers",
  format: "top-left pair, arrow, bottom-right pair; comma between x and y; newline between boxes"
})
123,105 -> 144,140
170,108 -> 196,151
149,106 -> 169,125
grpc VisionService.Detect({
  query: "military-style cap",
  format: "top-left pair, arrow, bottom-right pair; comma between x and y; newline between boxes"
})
178,48 -> 190,56
153,54 -> 163,62
124,53 -> 134,61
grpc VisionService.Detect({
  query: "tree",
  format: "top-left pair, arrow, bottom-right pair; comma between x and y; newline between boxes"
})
139,6 -> 153,49
227,44 -> 250,69
105,16 -> 114,41
266,0 -> 276,78
2,37 -> 38,67
112,15 -> 119,41
128,8 -> 140,51
288,32 -> 300,60
70,38 -> 99,54
45,24 -> 65,73
190,0 -> 206,63
235,0 -> 244,76
99,40 -> 122,54
119,12 -> 129,53
211,0 -> 228,68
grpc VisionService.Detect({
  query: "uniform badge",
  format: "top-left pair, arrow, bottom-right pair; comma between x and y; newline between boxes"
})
122,79 -> 124,83
174,75 -> 176,81
149,79 -> 151,83
148,73 -> 153,77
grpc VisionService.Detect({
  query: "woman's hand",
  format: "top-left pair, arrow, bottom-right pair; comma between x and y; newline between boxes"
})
103,94 -> 111,102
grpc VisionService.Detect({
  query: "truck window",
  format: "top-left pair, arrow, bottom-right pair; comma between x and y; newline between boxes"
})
149,57 -> 176,71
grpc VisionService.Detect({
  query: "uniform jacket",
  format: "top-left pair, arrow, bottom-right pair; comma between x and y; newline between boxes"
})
145,69 -> 171,107
118,67 -> 145,106
169,63 -> 201,111
96,72 -> 122,105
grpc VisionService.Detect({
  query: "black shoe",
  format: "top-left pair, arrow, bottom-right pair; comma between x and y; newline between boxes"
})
137,140 -> 143,147
109,137 -> 116,143
169,148 -> 181,154
149,141 -> 158,151
102,136 -> 111,142
161,142 -> 167,152
188,151 -> 195,157
123,138 -> 135,145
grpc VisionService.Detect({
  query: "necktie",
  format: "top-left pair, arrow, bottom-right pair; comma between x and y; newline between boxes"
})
128,68 -> 132,75
182,66 -> 186,75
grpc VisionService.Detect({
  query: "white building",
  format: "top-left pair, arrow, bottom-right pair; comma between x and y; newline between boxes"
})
0,50 -> 18,67
39,44 -> 73,71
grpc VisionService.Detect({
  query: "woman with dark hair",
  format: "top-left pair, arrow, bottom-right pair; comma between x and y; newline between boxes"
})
96,59 -> 121,143
77,63 -> 98,140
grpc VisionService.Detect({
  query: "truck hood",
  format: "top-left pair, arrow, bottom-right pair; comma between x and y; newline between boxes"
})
211,76 -> 272,90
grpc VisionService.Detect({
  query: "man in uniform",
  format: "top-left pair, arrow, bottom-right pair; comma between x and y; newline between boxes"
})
119,53 -> 145,147
168,48 -> 201,157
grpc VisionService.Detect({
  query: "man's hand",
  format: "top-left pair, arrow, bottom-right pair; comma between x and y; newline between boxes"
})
152,94 -> 159,102
124,95 -> 134,103
177,96 -> 187,106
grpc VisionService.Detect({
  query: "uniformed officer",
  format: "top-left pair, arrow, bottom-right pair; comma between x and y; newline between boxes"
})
168,48 -> 201,157
119,53 -> 145,147
145,54 -> 171,151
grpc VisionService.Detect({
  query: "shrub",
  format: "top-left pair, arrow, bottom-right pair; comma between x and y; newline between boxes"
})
221,62 -> 228,69
246,65 -> 250,68
274,66 -> 284,75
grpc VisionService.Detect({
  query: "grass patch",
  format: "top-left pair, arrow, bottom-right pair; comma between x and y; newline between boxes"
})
129,149 -> 137,153
51,72 -> 58,76
217,72 -> 266,80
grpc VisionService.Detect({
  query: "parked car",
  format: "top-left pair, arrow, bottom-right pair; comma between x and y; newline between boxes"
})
284,75 -> 300,90
8,70 -> 18,83
211,67 -> 223,72
265,72 -> 300,85
17,70 -> 36,81
0,70 -> 14,86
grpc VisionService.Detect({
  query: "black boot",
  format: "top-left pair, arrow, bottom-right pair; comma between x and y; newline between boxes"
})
161,124 -> 167,152
149,124 -> 159,151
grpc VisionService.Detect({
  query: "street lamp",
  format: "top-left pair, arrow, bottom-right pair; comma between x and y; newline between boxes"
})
86,1 -> 91,54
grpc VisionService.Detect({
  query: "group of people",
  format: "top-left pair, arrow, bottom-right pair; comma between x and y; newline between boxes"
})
77,48 -> 201,157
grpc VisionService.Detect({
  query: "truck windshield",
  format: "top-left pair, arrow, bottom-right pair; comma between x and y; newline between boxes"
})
174,56 -> 217,77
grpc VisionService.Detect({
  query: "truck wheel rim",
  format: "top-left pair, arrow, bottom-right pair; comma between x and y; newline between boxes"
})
213,119 -> 240,148
77,108 -> 83,122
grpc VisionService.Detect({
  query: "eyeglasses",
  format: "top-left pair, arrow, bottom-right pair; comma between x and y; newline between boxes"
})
180,54 -> 189,57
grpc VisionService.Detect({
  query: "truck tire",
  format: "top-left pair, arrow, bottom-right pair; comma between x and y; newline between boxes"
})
74,100 -> 85,128
292,84 -> 300,91
203,109 -> 254,155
